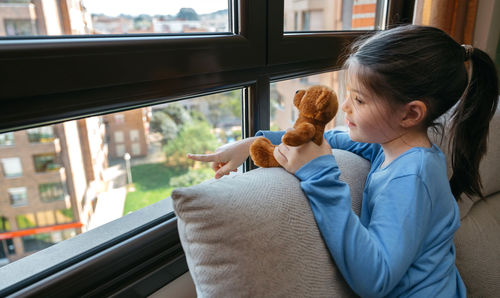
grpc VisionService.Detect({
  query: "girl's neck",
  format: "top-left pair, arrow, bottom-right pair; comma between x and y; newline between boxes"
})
380,129 -> 431,168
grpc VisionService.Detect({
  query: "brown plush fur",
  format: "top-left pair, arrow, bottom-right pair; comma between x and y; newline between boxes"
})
250,85 -> 338,168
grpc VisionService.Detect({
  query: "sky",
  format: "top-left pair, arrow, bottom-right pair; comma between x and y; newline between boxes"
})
82,0 -> 228,16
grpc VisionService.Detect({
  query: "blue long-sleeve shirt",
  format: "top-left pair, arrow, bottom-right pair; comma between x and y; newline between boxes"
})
256,130 -> 466,298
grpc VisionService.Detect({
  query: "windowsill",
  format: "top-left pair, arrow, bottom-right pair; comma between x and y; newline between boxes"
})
0,196 -> 174,291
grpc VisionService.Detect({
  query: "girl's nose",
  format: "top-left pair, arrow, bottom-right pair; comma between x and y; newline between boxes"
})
341,99 -> 350,113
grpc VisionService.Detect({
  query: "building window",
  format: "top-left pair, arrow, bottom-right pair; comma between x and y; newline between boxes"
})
0,132 -> 14,146
114,131 -> 124,143
39,183 -> 66,202
55,208 -> 74,224
129,129 -> 139,142
36,210 -> 57,227
4,19 -> 37,36
27,126 -> 55,143
1,157 -> 23,178
0,216 -> 10,232
131,143 -> 141,155
302,11 -> 310,30
116,144 -> 126,157
16,213 -> 37,230
8,187 -> 28,207
114,114 -> 125,124
33,154 -> 61,172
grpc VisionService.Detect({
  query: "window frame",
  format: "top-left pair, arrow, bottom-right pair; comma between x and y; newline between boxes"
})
0,0 -> 414,296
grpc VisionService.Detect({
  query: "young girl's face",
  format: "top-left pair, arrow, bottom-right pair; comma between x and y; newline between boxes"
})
342,66 -> 402,144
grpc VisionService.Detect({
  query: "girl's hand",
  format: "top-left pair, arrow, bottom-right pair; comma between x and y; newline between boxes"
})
273,138 -> 332,174
187,137 -> 258,179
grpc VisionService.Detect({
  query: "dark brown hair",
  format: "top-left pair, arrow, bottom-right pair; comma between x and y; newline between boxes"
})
343,25 -> 499,199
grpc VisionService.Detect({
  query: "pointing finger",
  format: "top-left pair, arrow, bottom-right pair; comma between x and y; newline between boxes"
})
187,153 -> 220,163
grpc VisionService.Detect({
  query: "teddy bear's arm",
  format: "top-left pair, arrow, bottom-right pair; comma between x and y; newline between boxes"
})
282,122 -> 316,146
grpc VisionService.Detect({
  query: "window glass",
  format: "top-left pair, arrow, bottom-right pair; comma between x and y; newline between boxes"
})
270,71 -> 347,132
33,154 -> 61,172
0,89 -> 242,265
39,183 -> 66,202
27,126 -> 55,143
0,0 -> 229,37
1,157 -> 23,178
0,132 -> 14,146
8,187 -> 28,207
284,0 -> 384,32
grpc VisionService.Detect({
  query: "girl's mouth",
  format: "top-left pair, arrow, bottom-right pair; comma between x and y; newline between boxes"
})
346,119 -> 356,127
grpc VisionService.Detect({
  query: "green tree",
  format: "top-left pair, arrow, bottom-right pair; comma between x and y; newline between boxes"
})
150,103 -> 192,144
164,120 -> 220,169
176,8 -> 199,20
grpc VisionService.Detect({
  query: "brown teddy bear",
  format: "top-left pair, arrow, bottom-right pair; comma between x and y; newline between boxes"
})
249,85 -> 338,168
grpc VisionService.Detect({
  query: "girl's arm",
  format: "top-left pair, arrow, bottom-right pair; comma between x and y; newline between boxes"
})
256,130 -> 382,163
296,157 -> 432,297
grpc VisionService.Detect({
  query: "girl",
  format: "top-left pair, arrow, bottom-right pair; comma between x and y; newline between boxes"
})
187,25 -> 499,297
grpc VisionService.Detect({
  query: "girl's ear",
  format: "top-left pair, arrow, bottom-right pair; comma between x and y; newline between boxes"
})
400,100 -> 427,128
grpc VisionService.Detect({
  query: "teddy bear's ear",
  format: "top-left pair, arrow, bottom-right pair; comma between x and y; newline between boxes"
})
314,89 -> 338,122
293,90 -> 306,108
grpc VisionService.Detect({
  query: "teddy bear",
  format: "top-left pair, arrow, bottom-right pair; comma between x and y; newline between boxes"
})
249,85 -> 338,168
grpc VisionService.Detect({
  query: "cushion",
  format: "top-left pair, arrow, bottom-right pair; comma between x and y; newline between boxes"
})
454,192 -> 500,297
172,149 -> 370,297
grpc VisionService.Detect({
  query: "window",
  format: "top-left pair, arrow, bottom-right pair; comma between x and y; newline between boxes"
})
8,187 -> 28,207
0,132 -> 14,146
33,154 -> 61,172
130,129 -> 139,142
0,0 -> 229,37
36,210 -> 57,227
4,19 -> 37,36
1,158 -> 22,178
114,114 -> 125,124
0,0 -> 412,295
114,131 -> 124,143
16,214 -> 36,230
115,144 -> 126,157
39,183 -> 66,202
27,126 -> 55,143
131,143 -> 141,155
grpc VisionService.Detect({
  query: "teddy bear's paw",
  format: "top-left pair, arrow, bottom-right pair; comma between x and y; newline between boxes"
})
249,137 -> 281,168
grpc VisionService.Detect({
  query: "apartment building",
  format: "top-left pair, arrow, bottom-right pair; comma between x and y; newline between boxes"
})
104,108 -> 151,159
0,118 -> 108,264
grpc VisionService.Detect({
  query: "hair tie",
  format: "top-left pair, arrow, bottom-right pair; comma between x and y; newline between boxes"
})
462,44 -> 473,61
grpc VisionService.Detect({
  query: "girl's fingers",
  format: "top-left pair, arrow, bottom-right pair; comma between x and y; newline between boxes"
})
187,153 -> 220,162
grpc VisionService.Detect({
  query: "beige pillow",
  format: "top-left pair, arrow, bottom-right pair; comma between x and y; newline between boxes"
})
172,149 -> 370,297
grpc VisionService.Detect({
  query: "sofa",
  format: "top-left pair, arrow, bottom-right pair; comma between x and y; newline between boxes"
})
171,106 -> 500,297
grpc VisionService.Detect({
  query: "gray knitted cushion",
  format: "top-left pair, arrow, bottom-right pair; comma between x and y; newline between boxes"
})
172,149 -> 370,297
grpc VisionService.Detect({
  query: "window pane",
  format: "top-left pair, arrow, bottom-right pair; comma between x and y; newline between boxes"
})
284,0 -> 384,31
0,0 -> 229,37
0,132 -> 15,146
270,71 -> 347,132
0,89 -> 242,265
27,126 -> 55,143
8,187 -> 28,207
1,157 -> 23,178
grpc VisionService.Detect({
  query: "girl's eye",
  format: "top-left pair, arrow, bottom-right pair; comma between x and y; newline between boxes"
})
354,97 -> 363,104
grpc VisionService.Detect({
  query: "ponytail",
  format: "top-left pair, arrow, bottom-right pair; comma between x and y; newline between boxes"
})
449,47 -> 499,199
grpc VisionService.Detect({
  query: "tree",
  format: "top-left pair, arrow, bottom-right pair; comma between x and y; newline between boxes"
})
150,103 -> 192,144
163,120 -> 220,169
176,8 -> 199,20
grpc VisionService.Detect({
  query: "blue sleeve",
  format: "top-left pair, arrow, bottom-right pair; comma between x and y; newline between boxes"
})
256,130 -> 382,163
296,160 -> 432,297
324,130 -> 382,163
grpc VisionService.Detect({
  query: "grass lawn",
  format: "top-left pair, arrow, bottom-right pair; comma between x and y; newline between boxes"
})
123,163 -> 187,215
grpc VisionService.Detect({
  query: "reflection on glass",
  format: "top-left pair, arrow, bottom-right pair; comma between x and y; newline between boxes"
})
0,89 -> 242,266
0,0 -> 229,37
270,71 -> 347,132
284,0 -> 381,31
